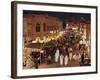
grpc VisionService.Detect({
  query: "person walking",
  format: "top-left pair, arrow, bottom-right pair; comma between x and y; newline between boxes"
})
59,45 -> 69,66
68,47 -> 73,61
55,48 -> 60,63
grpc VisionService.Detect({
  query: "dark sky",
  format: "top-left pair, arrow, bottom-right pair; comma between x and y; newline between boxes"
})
23,10 -> 91,22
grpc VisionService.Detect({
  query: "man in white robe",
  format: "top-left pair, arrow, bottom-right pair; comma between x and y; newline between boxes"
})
64,55 -> 68,66
60,54 -> 63,66
55,49 -> 60,63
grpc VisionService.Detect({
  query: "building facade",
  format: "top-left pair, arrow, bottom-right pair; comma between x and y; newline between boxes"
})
23,14 -> 63,44
66,17 -> 91,41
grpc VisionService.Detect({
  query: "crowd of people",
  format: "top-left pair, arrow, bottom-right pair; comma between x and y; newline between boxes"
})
23,28 -> 91,69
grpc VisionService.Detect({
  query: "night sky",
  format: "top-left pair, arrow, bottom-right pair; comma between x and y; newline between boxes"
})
23,10 -> 91,22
